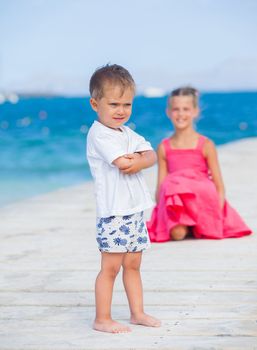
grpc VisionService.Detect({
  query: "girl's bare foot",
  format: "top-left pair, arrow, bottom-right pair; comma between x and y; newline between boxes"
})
130,313 -> 161,327
93,319 -> 131,333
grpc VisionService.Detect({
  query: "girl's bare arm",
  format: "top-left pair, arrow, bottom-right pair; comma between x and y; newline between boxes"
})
203,139 -> 225,208
155,143 -> 168,203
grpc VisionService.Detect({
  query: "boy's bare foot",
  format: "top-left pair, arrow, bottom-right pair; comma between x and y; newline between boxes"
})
130,313 -> 161,327
93,319 -> 131,333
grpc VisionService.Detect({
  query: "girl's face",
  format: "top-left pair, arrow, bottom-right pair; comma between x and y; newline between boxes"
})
166,96 -> 199,131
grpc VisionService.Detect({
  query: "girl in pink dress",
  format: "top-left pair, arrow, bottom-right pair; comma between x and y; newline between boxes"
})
147,87 -> 252,242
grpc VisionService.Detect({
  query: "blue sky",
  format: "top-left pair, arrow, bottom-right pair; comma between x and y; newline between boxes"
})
0,0 -> 257,94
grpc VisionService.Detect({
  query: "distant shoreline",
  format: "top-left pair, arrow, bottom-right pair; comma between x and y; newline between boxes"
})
1,90 -> 257,100
1,136 -> 256,210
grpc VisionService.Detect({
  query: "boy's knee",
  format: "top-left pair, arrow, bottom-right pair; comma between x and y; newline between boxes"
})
123,262 -> 140,271
122,256 -> 141,271
102,266 -> 121,278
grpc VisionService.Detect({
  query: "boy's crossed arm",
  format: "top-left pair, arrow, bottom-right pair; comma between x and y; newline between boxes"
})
113,150 -> 157,175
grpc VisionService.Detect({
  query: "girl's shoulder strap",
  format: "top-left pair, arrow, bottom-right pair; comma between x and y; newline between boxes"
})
196,135 -> 207,151
162,138 -> 172,158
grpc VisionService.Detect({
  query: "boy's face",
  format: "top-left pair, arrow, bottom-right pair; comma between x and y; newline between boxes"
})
90,84 -> 134,129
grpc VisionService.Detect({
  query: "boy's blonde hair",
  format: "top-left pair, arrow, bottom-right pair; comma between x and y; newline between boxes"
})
170,86 -> 199,108
89,64 -> 135,99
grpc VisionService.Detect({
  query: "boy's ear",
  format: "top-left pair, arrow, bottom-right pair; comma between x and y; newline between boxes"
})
90,98 -> 98,112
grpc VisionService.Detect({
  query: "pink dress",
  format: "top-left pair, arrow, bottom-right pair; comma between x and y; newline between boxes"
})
147,136 -> 252,242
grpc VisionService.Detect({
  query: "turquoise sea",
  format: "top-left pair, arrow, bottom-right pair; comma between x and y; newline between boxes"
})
0,92 -> 257,207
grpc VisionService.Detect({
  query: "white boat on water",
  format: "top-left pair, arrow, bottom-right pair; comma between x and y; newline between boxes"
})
143,87 -> 166,98
0,92 -> 19,104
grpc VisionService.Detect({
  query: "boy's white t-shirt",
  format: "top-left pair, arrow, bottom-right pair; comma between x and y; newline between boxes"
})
87,120 -> 154,217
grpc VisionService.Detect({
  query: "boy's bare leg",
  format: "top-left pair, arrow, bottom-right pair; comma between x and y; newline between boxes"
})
94,252 -> 131,333
122,252 -> 161,327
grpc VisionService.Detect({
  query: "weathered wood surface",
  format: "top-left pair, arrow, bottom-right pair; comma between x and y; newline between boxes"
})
0,138 -> 256,350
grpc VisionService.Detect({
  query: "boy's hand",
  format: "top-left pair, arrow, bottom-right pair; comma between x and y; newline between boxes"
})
112,156 -> 130,170
113,150 -> 156,175
121,153 -> 143,174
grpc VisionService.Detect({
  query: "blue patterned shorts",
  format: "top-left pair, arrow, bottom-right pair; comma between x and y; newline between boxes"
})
96,211 -> 151,253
